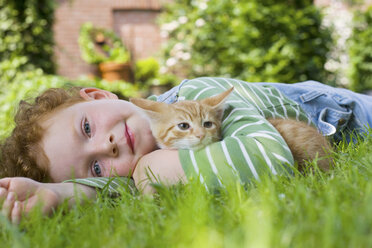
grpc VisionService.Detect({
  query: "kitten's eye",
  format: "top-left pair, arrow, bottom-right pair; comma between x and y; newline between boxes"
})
83,119 -> 91,137
92,161 -> 102,177
203,121 -> 213,128
178,122 -> 190,130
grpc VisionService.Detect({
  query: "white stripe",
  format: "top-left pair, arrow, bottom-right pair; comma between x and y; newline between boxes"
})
273,89 -> 289,118
80,178 -> 106,188
232,137 -> 260,181
251,83 -> 284,118
182,84 -> 197,89
290,105 -> 300,121
207,78 -> 230,91
266,87 -> 303,121
246,133 -> 279,141
231,79 -> 266,116
246,133 -> 292,153
193,86 -> 215,100
273,153 -> 293,165
189,150 -> 209,190
193,78 -> 213,87
221,140 -> 241,182
246,131 -> 291,153
231,120 -> 265,137
206,146 -> 223,186
96,178 -> 116,192
254,140 -> 277,175
189,150 -> 200,174
223,115 -> 245,132
254,130 -> 284,138
109,179 -> 121,189
245,82 -> 276,118
221,78 -> 259,106
222,108 -> 257,125
225,100 -> 245,104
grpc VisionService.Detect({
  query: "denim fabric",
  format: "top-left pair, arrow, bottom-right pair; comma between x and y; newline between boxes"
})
259,81 -> 372,142
156,79 -> 188,104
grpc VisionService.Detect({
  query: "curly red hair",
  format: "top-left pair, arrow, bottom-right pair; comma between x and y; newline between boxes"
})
0,87 -> 85,182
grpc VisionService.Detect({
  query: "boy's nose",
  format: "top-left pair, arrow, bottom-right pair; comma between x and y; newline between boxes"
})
97,134 -> 118,157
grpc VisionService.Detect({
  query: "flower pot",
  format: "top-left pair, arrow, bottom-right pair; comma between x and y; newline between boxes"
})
99,62 -> 132,82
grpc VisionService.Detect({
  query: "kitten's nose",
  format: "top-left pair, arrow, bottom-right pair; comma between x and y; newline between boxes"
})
195,130 -> 205,139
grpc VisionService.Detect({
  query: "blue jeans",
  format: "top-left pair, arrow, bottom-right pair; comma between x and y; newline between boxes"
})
259,81 -> 372,142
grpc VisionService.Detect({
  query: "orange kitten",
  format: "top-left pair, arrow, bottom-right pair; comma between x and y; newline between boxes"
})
130,88 -> 233,150
268,118 -> 332,172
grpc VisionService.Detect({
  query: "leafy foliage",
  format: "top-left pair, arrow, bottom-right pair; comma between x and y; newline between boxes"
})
0,0 -> 55,73
78,22 -> 130,64
135,57 -> 179,86
348,7 -> 372,92
135,57 -> 160,82
160,0 -> 333,83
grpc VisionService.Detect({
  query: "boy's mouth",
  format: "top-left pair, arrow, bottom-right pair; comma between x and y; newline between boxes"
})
125,123 -> 134,153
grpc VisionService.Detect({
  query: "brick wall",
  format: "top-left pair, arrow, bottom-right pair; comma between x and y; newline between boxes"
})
53,0 -> 165,79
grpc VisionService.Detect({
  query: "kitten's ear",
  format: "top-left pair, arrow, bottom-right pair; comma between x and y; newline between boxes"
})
201,87 -> 234,108
130,98 -> 169,114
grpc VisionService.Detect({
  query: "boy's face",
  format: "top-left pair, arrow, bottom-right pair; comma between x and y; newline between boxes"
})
39,89 -> 157,182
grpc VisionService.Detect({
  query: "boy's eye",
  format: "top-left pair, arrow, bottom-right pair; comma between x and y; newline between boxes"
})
178,122 -> 190,130
93,161 -> 102,177
83,119 -> 91,137
203,121 -> 213,128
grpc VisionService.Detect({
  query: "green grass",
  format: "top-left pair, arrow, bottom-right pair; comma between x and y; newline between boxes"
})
1,134 -> 372,248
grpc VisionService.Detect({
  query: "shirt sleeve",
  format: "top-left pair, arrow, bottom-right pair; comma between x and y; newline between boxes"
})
64,177 -> 137,197
177,77 -> 311,190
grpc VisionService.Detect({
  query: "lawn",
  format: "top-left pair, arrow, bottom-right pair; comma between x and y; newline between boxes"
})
1,134 -> 372,248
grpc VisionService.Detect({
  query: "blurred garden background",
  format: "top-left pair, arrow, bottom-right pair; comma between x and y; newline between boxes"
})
0,0 -> 371,138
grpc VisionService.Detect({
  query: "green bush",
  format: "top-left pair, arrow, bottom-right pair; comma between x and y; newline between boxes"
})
135,57 -> 179,86
0,0 -> 55,73
135,57 -> 160,83
78,22 -> 130,64
160,0 -> 333,83
348,7 -> 372,92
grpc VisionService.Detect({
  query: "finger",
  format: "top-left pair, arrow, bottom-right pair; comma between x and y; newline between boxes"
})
0,187 -> 7,203
23,197 -> 38,213
0,178 -> 11,189
11,201 -> 21,225
1,192 -> 15,219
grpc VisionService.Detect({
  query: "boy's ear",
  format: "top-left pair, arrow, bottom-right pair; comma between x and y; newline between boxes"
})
79,88 -> 118,100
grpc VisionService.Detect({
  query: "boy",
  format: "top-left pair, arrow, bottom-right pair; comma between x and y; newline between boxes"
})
1,77 -> 371,224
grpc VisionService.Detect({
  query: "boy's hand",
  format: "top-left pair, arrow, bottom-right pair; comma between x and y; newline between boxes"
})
0,177 -> 60,224
0,177 -> 96,224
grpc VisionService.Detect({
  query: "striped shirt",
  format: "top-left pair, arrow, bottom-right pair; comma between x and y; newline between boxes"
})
66,77 -> 311,194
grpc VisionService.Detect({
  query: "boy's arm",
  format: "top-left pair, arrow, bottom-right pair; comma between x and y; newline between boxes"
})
62,150 -> 186,195
132,149 -> 186,193
174,78 -> 309,189
0,177 -> 96,224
